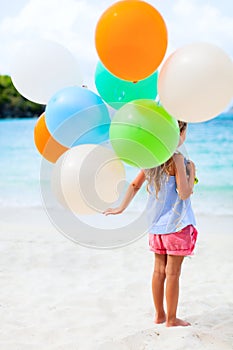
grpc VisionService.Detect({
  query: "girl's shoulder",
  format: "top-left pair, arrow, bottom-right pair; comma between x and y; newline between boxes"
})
173,150 -> 184,157
173,151 -> 185,164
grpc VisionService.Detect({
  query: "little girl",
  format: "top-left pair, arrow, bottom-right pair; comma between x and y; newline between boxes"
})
104,121 -> 198,327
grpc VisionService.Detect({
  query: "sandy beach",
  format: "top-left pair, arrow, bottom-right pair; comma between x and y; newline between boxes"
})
0,207 -> 232,350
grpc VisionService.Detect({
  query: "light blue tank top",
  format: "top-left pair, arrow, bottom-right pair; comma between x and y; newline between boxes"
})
146,172 -> 196,235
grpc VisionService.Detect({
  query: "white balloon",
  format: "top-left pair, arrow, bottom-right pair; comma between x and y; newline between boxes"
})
158,42 -> 233,122
10,39 -> 82,104
51,144 -> 126,215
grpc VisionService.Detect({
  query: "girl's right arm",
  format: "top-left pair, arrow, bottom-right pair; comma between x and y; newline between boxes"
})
173,154 -> 196,200
103,170 -> 146,215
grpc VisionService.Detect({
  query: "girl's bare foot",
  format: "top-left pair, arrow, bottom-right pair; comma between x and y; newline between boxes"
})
154,313 -> 166,324
166,318 -> 191,327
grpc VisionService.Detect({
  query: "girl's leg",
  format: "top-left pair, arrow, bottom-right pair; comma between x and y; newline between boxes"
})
152,253 -> 167,323
165,255 -> 190,327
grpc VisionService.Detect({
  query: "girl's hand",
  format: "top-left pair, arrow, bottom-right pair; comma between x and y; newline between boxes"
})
103,171 -> 145,216
103,207 -> 123,216
173,154 -> 196,200
187,160 -> 198,184
186,160 -> 196,175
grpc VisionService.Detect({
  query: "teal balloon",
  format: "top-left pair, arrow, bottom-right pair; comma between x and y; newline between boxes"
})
109,100 -> 179,169
95,61 -> 158,109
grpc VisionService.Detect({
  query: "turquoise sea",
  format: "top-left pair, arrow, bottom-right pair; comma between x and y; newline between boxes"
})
0,113 -> 232,215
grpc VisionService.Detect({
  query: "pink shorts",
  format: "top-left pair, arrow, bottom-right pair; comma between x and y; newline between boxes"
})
149,225 -> 198,256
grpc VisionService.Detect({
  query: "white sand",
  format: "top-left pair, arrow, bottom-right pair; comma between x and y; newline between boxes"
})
0,207 -> 232,349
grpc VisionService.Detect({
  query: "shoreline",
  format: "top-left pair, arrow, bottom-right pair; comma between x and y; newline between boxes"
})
1,205 -> 233,240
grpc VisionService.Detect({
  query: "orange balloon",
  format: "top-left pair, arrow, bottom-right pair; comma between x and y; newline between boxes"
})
34,113 -> 69,163
95,0 -> 168,82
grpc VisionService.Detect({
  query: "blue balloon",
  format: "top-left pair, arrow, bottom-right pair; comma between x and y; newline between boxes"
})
45,86 -> 111,147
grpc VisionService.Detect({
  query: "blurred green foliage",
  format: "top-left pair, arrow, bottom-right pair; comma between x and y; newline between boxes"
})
0,75 -> 44,118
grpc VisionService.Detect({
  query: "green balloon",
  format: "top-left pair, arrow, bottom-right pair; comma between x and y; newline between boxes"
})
95,61 -> 158,110
110,100 -> 179,168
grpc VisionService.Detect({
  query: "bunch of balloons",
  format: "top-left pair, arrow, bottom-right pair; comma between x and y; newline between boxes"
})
95,0 -> 233,123
10,0 -> 233,216
10,38 -> 126,215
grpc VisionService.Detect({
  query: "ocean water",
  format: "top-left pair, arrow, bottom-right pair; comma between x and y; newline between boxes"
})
0,114 -> 232,216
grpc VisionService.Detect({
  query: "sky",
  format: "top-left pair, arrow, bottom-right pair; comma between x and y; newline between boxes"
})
0,0 -> 232,89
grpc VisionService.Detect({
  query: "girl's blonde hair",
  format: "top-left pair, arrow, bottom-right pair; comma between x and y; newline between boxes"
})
144,121 -> 187,198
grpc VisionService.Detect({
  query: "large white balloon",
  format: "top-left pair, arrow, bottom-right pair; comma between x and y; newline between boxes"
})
10,39 -> 82,104
51,144 -> 126,215
158,42 -> 233,122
